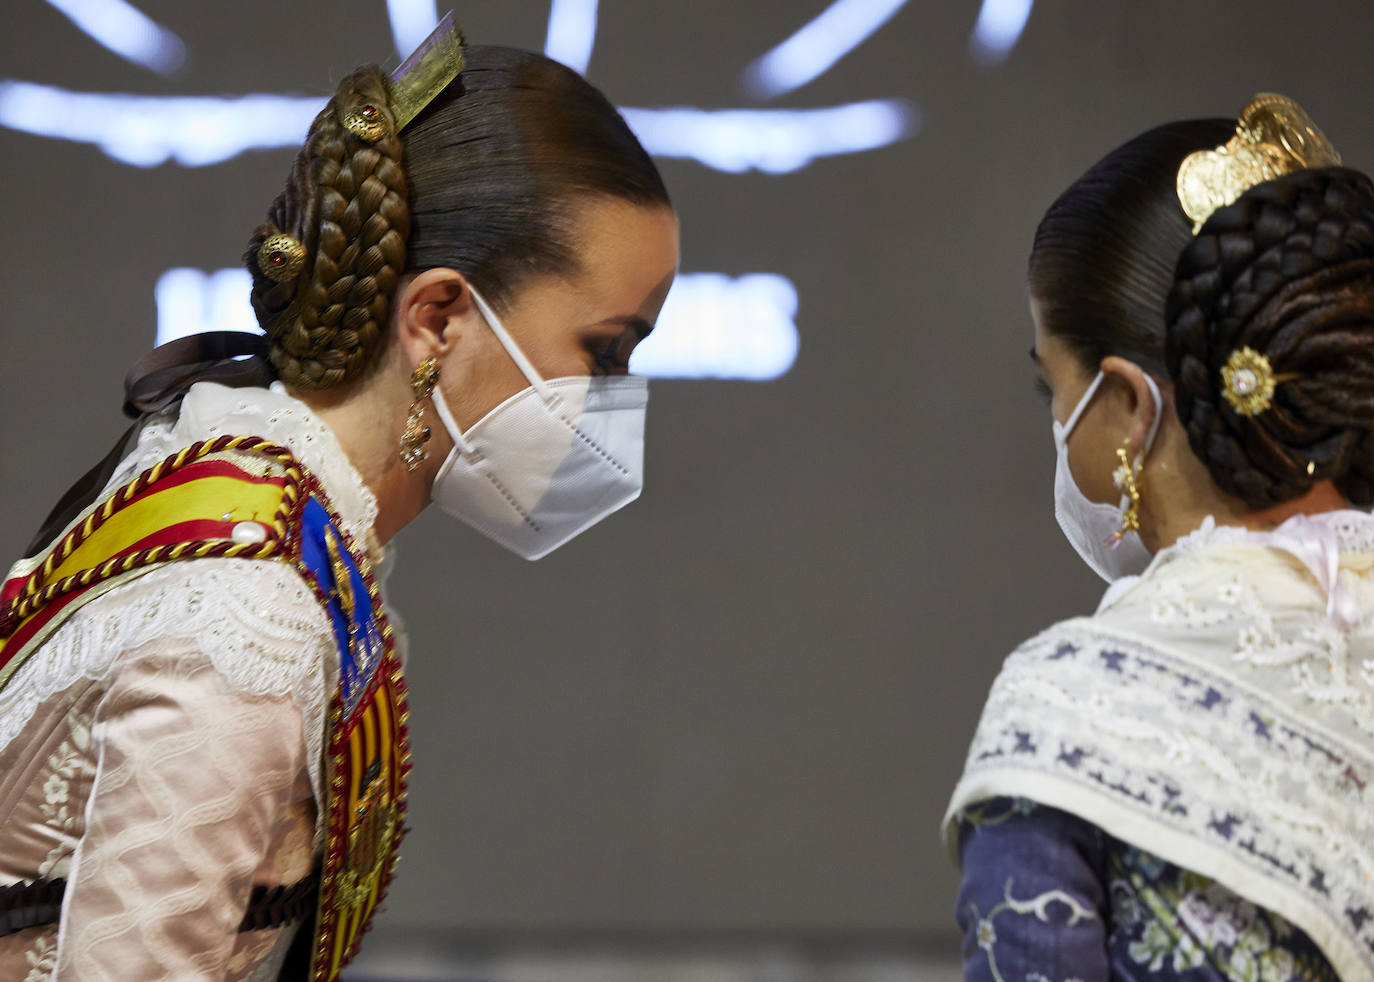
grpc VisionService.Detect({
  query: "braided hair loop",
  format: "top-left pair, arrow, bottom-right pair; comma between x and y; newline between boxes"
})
1166,168 -> 1374,507
245,67 -> 411,390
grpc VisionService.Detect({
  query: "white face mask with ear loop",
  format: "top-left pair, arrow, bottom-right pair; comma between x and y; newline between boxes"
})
426,286 -> 648,560
1052,370 -> 1164,583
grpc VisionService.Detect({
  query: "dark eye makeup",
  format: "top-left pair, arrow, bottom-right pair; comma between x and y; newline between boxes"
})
591,318 -> 653,375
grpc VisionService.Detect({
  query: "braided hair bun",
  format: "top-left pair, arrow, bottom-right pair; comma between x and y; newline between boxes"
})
1166,167 -> 1374,507
245,67 -> 411,390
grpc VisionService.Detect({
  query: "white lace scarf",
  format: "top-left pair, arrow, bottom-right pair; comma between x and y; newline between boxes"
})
945,511 -> 1374,982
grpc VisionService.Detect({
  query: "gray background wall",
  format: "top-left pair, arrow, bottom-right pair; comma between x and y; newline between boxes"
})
4,0 -> 1374,961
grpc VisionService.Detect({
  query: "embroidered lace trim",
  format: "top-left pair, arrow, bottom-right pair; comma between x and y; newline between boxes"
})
0,560 -> 335,813
1165,510 -> 1374,559
105,382 -> 379,548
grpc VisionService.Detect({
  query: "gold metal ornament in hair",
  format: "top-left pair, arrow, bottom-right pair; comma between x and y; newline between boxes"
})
1108,438 -> 1142,546
399,357 -> 440,471
341,103 -> 391,143
1219,346 -> 1297,416
257,233 -> 307,283
388,11 -> 466,132
1177,93 -> 1342,234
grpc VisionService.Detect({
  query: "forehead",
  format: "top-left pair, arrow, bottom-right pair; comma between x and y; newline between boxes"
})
565,196 -> 679,310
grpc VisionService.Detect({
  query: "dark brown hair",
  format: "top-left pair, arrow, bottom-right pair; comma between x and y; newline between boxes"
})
1167,167 -> 1374,507
1028,120 -> 1234,379
1030,120 -> 1374,509
246,45 -> 670,391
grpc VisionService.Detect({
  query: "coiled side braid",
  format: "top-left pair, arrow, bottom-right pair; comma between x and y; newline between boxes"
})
1166,168 -> 1374,508
245,67 -> 411,390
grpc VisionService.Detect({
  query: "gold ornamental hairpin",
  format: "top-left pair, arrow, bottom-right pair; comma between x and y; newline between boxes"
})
1219,346 -> 1298,417
1177,93 -> 1342,234
336,12 -> 465,144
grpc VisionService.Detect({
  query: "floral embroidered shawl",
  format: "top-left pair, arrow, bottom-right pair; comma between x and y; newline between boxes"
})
944,511 -> 1374,981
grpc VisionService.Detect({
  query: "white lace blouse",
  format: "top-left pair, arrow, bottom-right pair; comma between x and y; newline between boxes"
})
0,382 -> 377,982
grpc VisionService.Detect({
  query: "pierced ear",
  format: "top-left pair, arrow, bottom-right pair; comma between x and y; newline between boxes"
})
393,268 -> 477,366
1099,355 -> 1161,451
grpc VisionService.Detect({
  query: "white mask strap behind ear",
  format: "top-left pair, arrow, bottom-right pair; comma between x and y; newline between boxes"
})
467,287 -> 554,401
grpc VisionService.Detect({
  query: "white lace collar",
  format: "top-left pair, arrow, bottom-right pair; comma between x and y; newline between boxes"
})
105,382 -> 380,549
1162,509 -> 1374,559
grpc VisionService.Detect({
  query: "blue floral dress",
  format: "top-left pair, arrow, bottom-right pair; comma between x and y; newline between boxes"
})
954,798 -> 1340,982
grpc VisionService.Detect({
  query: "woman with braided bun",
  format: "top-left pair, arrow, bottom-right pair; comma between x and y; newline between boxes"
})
946,96 -> 1374,981
0,17 -> 677,982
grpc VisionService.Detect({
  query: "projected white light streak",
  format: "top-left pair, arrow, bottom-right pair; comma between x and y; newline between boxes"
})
0,82 -> 911,173
544,0 -> 599,74
0,82 -> 321,167
969,0 -> 1034,64
43,0 -> 185,76
622,100 -> 915,174
156,269 -> 259,341
744,0 -> 909,99
386,0 -> 439,60
630,274 -> 799,380
155,269 -> 800,381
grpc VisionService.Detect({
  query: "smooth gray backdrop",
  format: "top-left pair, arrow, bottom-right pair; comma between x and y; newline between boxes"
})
4,0 -> 1373,949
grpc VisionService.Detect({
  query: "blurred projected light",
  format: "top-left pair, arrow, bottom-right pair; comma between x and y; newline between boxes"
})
0,82 -> 910,173
621,100 -> 915,174
155,269 -> 799,381
156,268 -> 258,342
44,0 -> 185,76
0,82 -> 321,167
969,0 -> 1034,64
744,0 -> 909,99
630,274 -> 799,380
544,0 -> 599,74
386,0 -> 439,60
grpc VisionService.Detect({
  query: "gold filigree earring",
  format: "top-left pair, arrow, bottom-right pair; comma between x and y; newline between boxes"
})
399,357 -> 439,471
1109,437 -> 1142,546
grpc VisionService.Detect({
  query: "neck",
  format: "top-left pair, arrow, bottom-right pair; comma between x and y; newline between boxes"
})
1141,459 -> 1349,553
290,361 -> 445,547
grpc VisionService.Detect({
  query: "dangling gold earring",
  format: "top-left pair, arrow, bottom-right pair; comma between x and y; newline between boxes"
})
1108,437 -> 1142,546
399,357 -> 439,471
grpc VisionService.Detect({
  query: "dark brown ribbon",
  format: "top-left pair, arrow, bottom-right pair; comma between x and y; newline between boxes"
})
0,872 -> 317,940
24,333 -> 276,556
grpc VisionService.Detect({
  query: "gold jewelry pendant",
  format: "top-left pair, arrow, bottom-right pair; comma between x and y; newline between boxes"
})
399,357 -> 439,471
1108,438 -> 1142,546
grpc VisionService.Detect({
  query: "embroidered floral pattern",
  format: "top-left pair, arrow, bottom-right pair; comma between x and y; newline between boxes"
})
964,876 -> 1097,982
957,799 -> 1339,982
1109,847 -> 1337,981
22,932 -> 57,982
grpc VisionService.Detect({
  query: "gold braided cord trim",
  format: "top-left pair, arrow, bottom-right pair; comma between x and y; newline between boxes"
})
7,436 -> 304,632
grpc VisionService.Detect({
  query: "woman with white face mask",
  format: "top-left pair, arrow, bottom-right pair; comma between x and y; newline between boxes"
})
946,96 -> 1374,982
0,22 -> 677,982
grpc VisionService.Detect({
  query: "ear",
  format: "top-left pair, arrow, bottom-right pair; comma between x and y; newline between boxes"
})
1099,355 -> 1161,457
392,268 -> 480,369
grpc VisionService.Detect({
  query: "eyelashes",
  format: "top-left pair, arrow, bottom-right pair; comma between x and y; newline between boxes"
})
592,320 -> 653,375
1034,376 -> 1052,404
594,342 -> 628,374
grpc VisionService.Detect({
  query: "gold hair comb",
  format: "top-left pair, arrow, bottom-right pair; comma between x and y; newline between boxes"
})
1176,93 -> 1341,234
389,11 -> 466,132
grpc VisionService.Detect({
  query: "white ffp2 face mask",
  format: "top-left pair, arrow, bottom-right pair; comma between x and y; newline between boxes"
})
1052,371 -> 1162,583
428,287 -> 648,560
